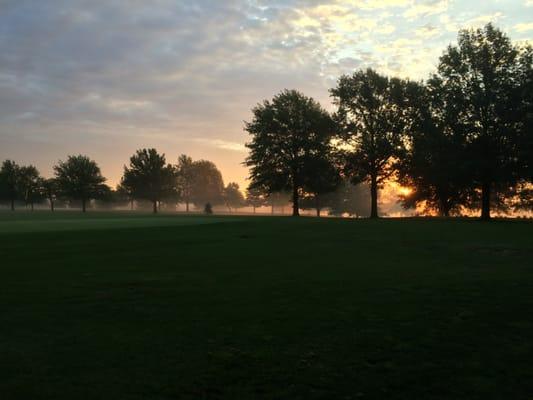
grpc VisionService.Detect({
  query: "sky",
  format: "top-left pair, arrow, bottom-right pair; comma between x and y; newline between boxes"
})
1,0 -> 532,193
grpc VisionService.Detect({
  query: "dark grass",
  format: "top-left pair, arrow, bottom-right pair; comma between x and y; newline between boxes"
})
1,212 -> 532,399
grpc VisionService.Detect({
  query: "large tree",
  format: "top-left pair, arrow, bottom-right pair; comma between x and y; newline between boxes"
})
396,79 -> 471,216
122,148 -> 177,214
54,155 -> 107,212
0,160 -> 21,211
245,89 -> 334,216
188,160 -> 225,208
435,24 -> 530,219
331,68 -> 407,218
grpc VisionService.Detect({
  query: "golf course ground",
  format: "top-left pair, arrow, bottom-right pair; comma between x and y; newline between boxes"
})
1,211 -> 532,399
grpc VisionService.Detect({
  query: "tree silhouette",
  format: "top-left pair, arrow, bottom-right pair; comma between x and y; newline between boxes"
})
41,178 -> 59,211
331,69 -> 408,218
245,89 -> 334,216
300,156 -> 341,217
18,165 -> 42,211
245,185 -> 267,213
0,160 -> 21,211
396,79 -> 471,216
54,155 -> 107,212
435,24 -> 530,219
176,154 -> 195,212
188,160 -> 225,208
223,182 -> 245,212
122,149 -> 177,214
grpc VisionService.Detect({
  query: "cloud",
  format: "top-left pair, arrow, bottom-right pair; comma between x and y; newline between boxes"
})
514,22 -> 533,32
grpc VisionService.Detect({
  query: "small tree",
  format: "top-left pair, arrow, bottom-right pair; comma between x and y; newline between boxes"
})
176,154 -> 195,212
301,156 -> 341,217
41,178 -> 59,211
0,160 -> 21,211
19,165 -> 42,211
223,182 -> 245,212
54,155 -> 107,212
122,149 -> 177,214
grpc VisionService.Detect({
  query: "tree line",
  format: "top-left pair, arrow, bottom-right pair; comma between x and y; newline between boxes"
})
245,24 -> 532,219
1,24 -> 531,219
0,152 -> 246,213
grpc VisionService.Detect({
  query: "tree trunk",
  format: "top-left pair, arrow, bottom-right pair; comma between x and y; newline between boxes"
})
271,204 -> 274,214
186,201 -> 189,212
152,200 -> 158,214
50,200 -> 54,212
130,199 -> 134,211
10,197 -> 14,211
292,186 -> 299,217
82,198 -> 86,213
316,208 -> 321,217
370,174 -> 378,219
253,206 -> 256,214
481,182 -> 491,220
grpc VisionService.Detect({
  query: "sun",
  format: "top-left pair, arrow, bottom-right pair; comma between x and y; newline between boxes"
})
398,186 -> 413,196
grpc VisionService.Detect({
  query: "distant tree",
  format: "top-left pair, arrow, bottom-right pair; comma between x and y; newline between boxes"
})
331,68 -> 408,218
245,185 -> 267,213
204,202 -> 213,215
245,89 -> 334,216
328,180 -> 371,218
435,24 -> 530,219
41,178 -> 59,211
189,160 -> 225,208
176,154 -> 195,212
18,165 -> 43,211
0,160 -> 21,211
396,79 -> 471,216
266,191 -> 291,215
122,149 -> 177,214
116,183 -> 135,210
54,155 -> 107,212
223,182 -> 245,212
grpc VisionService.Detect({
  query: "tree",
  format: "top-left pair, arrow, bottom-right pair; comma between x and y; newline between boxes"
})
0,160 -> 21,211
300,156 -> 341,216
54,155 -> 107,212
395,79 -> 471,216
41,178 -> 59,211
176,154 -> 195,212
245,89 -> 334,216
435,24 -> 529,219
331,68 -> 407,218
189,160 -> 224,208
245,185 -> 267,213
328,180 -> 371,218
116,183 -> 135,210
223,182 -> 245,212
122,149 -> 177,214
18,165 -> 42,211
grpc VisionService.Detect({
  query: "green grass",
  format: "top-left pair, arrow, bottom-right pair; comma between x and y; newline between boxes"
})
1,212 -> 532,399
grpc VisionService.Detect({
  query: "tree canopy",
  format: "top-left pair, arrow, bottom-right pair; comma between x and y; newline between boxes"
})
54,155 -> 107,212
245,89 -> 334,216
121,148 -> 177,213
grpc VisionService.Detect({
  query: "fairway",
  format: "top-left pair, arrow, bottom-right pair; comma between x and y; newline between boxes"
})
1,213 -> 532,399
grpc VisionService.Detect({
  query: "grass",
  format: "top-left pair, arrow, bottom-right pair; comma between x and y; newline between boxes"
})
1,211 -> 532,399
